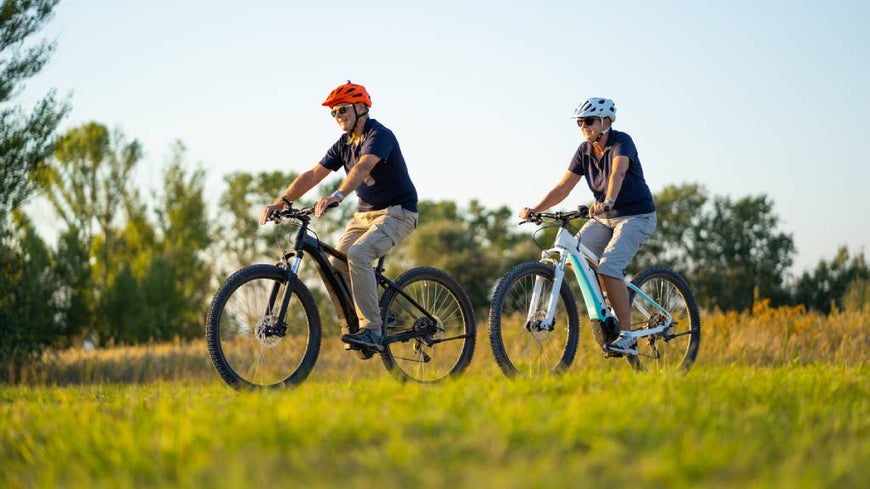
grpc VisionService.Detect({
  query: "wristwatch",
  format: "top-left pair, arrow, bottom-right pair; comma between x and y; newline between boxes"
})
603,198 -> 615,211
331,190 -> 345,202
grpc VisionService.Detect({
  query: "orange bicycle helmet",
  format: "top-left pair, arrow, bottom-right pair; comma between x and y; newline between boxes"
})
322,81 -> 372,108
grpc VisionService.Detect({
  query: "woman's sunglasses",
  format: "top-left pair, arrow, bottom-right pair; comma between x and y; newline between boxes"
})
577,117 -> 600,127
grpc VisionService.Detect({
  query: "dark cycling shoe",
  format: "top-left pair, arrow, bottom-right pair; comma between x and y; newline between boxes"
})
344,341 -> 375,360
342,328 -> 384,352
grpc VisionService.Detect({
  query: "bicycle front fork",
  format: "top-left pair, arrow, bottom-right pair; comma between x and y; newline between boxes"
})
525,256 -> 568,331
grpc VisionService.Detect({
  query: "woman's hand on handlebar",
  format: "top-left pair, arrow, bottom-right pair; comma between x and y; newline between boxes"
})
519,207 -> 535,222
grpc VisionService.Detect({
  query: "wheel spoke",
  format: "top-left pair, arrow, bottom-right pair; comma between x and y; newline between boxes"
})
488,262 -> 579,377
380,268 -> 475,383
206,265 -> 321,389
628,267 -> 700,373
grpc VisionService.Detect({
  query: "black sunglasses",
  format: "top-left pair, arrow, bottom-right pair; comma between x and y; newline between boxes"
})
330,105 -> 352,117
577,117 -> 599,127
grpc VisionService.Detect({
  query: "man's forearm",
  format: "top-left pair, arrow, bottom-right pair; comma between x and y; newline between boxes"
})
276,171 -> 318,204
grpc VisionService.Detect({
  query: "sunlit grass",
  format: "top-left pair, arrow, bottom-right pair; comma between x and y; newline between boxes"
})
2,365 -> 867,488
18,301 -> 869,385
3,304 -> 868,487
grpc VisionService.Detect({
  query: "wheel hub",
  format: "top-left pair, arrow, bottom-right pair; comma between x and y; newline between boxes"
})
255,315 -> 286,347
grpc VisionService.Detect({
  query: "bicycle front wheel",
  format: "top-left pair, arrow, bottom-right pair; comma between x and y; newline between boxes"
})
488,261 -> 580,377
627,265 -> 701,372
379,267 -> 476,383
205,264 -> 321,389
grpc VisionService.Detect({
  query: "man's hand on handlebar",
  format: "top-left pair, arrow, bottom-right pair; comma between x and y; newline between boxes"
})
314,195 -> 340,217
259,202 -> 286,225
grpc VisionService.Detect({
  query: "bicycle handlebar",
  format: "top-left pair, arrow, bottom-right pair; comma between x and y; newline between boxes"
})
522,205 -> 589,225
269,202 -> 338,224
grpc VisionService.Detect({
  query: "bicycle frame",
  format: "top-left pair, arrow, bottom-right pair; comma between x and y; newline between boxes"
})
272,213 -> 443,345
534,224 -> 675,341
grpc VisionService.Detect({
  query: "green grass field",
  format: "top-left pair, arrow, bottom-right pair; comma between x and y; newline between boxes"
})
2,304 -> 869,488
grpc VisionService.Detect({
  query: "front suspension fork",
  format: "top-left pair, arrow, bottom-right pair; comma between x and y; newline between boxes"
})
525,255 -> 567,330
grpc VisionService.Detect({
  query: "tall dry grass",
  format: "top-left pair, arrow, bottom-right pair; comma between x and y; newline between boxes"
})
18,302 -> 868,385
703,299 -> 869,366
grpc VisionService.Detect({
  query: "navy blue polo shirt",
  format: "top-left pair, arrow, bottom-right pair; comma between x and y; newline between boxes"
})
568,129 -> 655,217
319,118 -> 418,212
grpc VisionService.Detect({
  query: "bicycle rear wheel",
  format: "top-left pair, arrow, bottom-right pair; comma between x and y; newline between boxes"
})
627,265 -> 701,372
488,261 -> 580,377
379,267 -> 476,383
205,264 -> 321,389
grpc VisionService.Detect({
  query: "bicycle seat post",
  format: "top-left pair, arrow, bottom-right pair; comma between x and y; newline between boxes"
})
374,255 -> 387,275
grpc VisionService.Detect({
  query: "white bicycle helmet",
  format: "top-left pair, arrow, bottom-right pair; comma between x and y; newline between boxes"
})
571,98 -> 616,122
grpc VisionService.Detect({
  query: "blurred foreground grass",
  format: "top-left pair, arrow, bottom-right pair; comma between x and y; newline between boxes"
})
2,303 -> 868,487
2,365 -> 867,488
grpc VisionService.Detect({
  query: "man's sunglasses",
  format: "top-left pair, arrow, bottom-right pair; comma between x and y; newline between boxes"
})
330,105 -> 352,117
577,117 -> 600,127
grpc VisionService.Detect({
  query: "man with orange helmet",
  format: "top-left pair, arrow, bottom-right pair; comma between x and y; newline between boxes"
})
260,81 -> 418,352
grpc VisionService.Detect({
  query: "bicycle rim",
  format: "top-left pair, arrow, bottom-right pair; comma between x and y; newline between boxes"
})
380,268 -> 475,383
206,265 -> 321,389
488,262 -> 579,377
628,266 -> 700,372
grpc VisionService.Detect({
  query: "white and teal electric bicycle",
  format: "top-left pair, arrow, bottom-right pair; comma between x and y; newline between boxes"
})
488,206 -> 701,377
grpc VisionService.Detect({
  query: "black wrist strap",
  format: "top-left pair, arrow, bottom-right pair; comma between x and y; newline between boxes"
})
281,197 -> 292,207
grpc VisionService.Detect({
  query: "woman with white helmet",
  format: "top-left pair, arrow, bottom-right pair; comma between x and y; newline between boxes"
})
519,97 -> 657,356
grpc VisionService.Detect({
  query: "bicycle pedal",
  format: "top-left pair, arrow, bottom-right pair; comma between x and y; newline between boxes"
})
344,342 -> 375,360
354,348 -> 375,360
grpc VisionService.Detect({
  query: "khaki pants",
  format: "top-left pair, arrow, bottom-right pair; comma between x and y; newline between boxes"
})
331,205 -> 418,331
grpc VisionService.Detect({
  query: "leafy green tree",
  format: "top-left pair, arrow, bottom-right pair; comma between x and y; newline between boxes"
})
100,265 -> 141,344
152,142 -> 211,338
0,210 -> 67,380
52,224 -> 91,342
689,195 -> 794,311
36,122 -> 142,343
407,219 -> 497,311
794,246 -> 868,313
418,200 -> 460,223
96,191 -> 157,343
466,199 -> 526,252
406,200 -> 534,312
634,183 -> 707,275
138,257 -> 187,341
216,170 -> 349,272
40,122 -> 141,288
99,142 -> 213,343
218,172 -> 261,268
0,0 -> 70,378
0,0 -> 68,228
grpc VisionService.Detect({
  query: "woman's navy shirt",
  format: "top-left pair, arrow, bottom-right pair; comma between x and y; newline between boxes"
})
568,129 -> 655,217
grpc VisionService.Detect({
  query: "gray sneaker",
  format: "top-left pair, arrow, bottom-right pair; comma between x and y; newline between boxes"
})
341,328 -> 384,352
604,331 -> 638,356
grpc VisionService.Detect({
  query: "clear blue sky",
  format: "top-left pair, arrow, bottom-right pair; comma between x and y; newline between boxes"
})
21,0 -> 870,274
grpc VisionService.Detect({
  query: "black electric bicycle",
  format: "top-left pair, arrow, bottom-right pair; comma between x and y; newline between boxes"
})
205,205 -> 476,389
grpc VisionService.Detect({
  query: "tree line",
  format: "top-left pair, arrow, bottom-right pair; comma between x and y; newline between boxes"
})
1,1 -> 868,379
